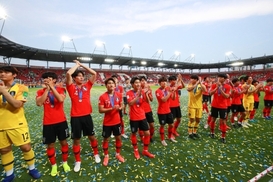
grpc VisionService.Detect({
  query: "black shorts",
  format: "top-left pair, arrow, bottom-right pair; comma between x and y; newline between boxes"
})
123,97 -> 128,105
130,119 -> 149,133
211,107 -> 227,119
264,100 -> 273,107
70,114 -> 95,139
202,95 -> 209,103
254,101 -> 259,109
102,124 -> 121,138
227,106 -> 232,114
157,113 -> 174,125
145,111 -> 154,123
170,106 -> 182,118
231,104 -> 245,113
43,121 -> 69,144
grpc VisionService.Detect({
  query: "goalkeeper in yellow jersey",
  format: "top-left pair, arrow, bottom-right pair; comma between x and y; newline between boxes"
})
0,66 -> 41,182
187,75 -> 207,139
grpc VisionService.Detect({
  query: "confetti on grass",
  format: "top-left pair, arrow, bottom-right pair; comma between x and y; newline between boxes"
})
0,87 -> 272,181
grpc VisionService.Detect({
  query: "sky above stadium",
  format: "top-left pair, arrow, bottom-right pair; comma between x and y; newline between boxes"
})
1,0 -> 273,66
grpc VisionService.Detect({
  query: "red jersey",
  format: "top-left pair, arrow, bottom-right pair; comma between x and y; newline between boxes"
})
264,85 -> 273,100
126,90 -> 146,121
155,87 -> 171,114
211,83 -> 231,109
36,87 -> 66,125
98,92 -> 122,126
202,82 -> 210,96
231,86 -> 242,105
253,92 -> 259,102
115,85 -> 124,95
141,88 -> 152,113
169,85 -> 182,108
66,80 -> 93,117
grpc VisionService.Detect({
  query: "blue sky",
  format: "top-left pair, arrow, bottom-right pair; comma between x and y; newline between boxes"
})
1,0 -> 273,66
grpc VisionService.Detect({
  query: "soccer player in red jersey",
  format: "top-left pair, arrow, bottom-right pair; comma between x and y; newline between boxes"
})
140,76 -> 155,142
98,78 -> 125,166
155,76 -> 176,146
230,78 -> 246,128
262,78 -> 273,119
36,72 -> 70,176
66,60 -> 100,172
126,77 -> 155,159
168,74 -> 185,137
202,77 -> 211,114
111,75 -> 128,139
209,74 -> 231,143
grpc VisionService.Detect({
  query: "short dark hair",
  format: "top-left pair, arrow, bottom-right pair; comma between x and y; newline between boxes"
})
158,76 -> 167,83
218,74 -> 227,79
130,76 -> 140,85
168,75 -> 177,81
243,75 -> 250,82
104,77 -> 116,85
190,75 -> 199,80
72,70 -> 84,78
125,77 -> 130,81
140,76 -> 147,81
232,78 -> 239,84
41,72 -> 57,80
266,78 -> 273,83
0,66 -> 18,75
203,77 -> 207,81
252,79 -> 259,85
111,74 -> 118,79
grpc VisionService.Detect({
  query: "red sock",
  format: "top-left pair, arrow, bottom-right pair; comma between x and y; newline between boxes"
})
263,108 -> 267,117
168,125 -> 173,139
73,145 -> 81,162
173,119 -> 180,131
207,115 -> 212,125
115,140 -> 122,154
61,144 -> 69,162
90,139 -> 99,155
143,135 -> 150,151
149,126 -> 154,139
131,133 -> 138,150
138,130 -> 144,142
120,118 -> 125,134
46,148 -> 56,165
220,123 -> 227,138
267,107 -> 272,117
210,122 -> 215,134
203,103 -> 209,113
230,113 -> 235,124
159,126 -> 165,141
250,109 -> 256,119
102,141 -> 108,155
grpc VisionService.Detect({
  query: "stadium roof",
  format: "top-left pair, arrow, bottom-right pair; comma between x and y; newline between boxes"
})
0,35 -> 272,70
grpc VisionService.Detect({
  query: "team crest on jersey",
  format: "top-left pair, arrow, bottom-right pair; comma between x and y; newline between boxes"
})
116,97 -> 119,102
82,86 -> 87,91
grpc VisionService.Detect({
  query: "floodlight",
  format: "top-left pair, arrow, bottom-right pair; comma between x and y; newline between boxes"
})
174,64 -> 178,67
132,60 -> 136,64
158,62 -> 165,66
61,36 -> 71,42
175,51 -> 180,56
141,61 -> 147,65
105,58 -> 114,63
0,6 -> 7,19
225,51 -> 232,56
95,40 -> 105,47
77,57 -> 92,61
227,62 -> 243,66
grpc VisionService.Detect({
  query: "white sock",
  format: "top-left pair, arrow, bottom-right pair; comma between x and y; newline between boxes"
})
6,169 -> 14,176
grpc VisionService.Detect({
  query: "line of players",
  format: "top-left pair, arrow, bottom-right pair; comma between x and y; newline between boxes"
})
1,60 -> 273,181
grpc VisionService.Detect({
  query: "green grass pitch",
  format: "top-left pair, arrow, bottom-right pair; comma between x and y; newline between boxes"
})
1,86 -> 272,182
